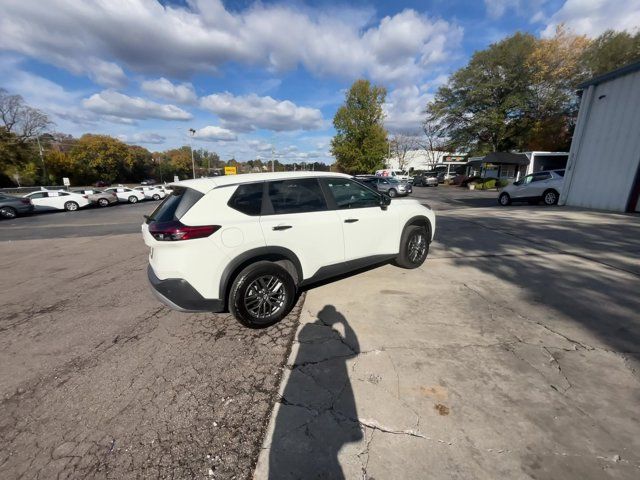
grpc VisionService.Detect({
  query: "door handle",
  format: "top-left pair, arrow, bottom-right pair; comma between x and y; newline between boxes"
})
344,218 -> 359,223
272,225 -> 292,231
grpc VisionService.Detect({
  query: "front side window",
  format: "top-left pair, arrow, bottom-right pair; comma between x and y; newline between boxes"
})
522,175 -> 534,185
325,178 -> 380,209
228,182 -> 263,216
267,178 -> 327,214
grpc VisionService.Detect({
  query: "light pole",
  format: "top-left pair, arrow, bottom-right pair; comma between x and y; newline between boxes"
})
188,128 -> 196,179
36,136 -> 47,185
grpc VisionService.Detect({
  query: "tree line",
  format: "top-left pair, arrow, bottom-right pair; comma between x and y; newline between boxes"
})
332,29 -> 640,174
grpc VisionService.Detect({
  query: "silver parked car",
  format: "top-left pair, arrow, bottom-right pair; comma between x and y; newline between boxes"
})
355,175 -> 411,197
0,194 -> 34,219
72,189 -> 118,207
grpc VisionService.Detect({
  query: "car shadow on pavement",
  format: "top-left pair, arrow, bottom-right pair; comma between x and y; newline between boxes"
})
267,305 -> 362,479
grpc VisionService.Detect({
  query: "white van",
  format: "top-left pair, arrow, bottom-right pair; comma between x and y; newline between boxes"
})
375,169 -> 412,182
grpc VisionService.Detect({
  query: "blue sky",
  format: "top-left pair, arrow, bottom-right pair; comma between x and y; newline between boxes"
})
1,0 -> 638,164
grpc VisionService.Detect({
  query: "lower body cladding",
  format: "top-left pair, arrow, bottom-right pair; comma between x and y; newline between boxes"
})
148,265 -> 224,312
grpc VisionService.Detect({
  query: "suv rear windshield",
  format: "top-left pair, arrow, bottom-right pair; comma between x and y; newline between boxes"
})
146,186 -> 202,223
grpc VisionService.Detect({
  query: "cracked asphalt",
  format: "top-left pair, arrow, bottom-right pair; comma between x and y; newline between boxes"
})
255,187 -> 640,479
0,203 -> 300,479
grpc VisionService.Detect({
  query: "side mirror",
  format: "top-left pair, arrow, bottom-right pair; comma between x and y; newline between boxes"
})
380,195 -> 391,210
513,180 -> 521,186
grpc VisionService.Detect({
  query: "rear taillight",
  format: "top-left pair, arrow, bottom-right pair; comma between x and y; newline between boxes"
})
83,195 -> 89,199
21,198 -> 31,205
149,221 -> 220,241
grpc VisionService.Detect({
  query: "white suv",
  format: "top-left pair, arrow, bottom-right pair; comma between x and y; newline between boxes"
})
142,172 -> 436,327
498,170 -> 565,206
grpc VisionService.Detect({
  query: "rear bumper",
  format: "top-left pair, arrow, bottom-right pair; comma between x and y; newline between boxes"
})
147,265 -> 225,313
17,204 -> 34,214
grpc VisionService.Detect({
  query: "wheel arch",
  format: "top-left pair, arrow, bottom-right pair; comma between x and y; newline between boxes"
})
401,215 -> 433,244
219,247 -> 303,305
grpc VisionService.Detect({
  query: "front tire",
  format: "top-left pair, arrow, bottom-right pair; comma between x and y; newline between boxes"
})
152,194 -> 160,200
498,193 -> 511,206
387,188 -> 397,198
543,189 -> 559,206
229,261 -> 296,327
64,201 -> 79,211
128,196 -> 138,204
0,206 -> 17,219
395,225 -> 429,269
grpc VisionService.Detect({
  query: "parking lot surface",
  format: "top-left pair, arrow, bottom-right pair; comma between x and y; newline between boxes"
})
256,186 -> 640,479
0,202 -> 300,479
2,187 -> 640,479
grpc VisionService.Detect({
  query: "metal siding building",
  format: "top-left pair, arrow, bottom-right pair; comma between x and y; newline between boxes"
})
560,62 -> 640,212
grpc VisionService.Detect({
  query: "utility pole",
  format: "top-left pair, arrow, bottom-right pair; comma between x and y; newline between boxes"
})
188,128 -> 196,179
271,147 -> 275,172
36,136 -> 47,185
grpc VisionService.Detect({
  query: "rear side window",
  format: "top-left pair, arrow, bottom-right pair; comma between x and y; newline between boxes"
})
228,182 -> 263,216
267,178 -> 327,214
147,187 -> 203,223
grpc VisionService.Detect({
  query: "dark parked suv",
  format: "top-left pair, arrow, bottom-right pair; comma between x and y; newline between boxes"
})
0,194 -> 34,219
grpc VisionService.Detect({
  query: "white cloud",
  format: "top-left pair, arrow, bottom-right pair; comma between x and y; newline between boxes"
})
141,77 -> 197,104
0,1 -> 461,86
192,125 -> 237,142
384,85 -> 433,134
200,92 -> 323,132
542,0 -> 640,37
82,90 -> 192,121
248,140 -> 275,152
117,132 -> 166,144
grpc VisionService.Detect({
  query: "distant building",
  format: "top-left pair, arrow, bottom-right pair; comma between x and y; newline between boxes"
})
466,151 -> 569,180
386,150 -> 467,173
560,61 -> 640,212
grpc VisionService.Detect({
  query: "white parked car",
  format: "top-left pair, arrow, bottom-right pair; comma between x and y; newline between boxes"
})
24,190 -> 90,211
134,186 -> 166,200
498,170 -> 565,206
142,172 -> 436,327
156,185 -> 173,196
104,186 -> 146,204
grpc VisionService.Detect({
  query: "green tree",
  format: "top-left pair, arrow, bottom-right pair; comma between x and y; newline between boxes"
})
428,33 -> 537,155
331,79 -> 388,174
581,30 -> 640,77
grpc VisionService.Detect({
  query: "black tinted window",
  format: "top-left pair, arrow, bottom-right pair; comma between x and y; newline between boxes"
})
555,170 -> 565,177
147,187 -> 203,223
325,178 -> 380,209
267,179 -> 327,214
228,182 -> 263,216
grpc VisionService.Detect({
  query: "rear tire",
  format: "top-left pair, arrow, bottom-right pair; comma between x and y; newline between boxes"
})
64,201 -> 79,211
229,261 -> 296,328
98,198 -> 109,207
0,206 -> 17,219
395,225 -> 429,269
152,194 -> 160,200
543,189 -> 559,206
128,196 -> 138,204
388,188 -> 397,198
498,193 -> 511,206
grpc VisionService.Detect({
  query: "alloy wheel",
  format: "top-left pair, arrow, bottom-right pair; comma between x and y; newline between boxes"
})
407,232 -> 427,264
244,275 -> 286,319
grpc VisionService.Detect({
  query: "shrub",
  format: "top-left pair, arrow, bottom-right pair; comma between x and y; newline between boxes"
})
497,179 -> 509,188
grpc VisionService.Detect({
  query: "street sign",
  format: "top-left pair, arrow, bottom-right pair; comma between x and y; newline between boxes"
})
224,166 -> 237,175
62,177 -> 70,186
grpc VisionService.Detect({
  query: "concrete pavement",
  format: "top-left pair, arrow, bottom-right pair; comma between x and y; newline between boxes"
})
255,203 -> 640,479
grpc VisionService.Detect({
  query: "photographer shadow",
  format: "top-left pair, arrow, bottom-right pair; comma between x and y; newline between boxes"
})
268,305 -> 362,479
